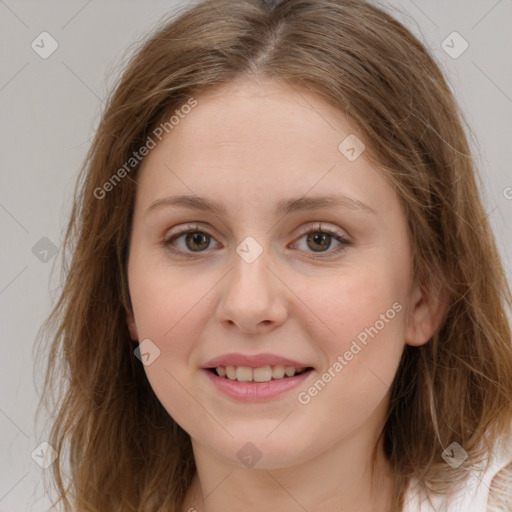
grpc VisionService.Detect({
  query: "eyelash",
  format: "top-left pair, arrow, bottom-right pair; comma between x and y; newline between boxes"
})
162,222 -> 351,260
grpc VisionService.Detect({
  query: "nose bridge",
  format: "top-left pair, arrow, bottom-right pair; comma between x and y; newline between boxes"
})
231,234 -> 273,301
216,233 -> 288,332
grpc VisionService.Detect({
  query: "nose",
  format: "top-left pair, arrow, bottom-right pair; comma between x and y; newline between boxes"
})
215,246 -> 288,334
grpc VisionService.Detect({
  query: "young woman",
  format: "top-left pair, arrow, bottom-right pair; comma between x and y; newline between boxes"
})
38,0 -> 512,510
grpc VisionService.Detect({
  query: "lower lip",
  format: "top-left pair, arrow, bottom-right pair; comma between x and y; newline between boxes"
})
202,369 -> 314,401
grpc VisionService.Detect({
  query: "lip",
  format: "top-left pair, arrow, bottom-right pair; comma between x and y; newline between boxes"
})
202,367 -> 314,401
202,352 -> 313,369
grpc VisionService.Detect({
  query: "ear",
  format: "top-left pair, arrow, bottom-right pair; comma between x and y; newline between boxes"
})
404,282 -> 448,346
126,310 -> 139,341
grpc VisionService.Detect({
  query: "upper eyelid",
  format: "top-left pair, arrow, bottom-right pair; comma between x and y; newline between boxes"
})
164,222 -> 349,241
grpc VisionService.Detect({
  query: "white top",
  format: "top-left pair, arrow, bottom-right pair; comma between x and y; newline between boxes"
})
402,433 -> 512,512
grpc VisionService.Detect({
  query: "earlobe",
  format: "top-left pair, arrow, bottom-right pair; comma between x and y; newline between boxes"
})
404,283 -> 448,347
126,311 -> 139,341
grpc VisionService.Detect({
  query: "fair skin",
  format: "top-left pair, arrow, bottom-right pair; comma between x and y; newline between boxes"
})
126,76 -> 445,512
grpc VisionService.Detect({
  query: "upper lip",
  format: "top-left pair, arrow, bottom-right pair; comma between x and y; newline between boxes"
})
203,353 -> 313,369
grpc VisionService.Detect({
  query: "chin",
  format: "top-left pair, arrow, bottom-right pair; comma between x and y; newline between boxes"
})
199,431 -> 315,470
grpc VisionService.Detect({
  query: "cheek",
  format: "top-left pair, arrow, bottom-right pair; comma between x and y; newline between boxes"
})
129,274 -> 206,359
292,264 -> 407,413
293,263 -> 406,355
128,266 -> 216,432
128,241 -> 211,337
127,258 -> 225,405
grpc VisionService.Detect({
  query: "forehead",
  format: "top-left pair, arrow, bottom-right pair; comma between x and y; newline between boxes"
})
135,77 -> 399,218
167,78 -> 350,162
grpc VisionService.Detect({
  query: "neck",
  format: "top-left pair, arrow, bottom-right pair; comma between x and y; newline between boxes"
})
182,431 -> 394,512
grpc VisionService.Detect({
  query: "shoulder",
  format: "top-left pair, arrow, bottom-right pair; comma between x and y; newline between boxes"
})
485,428 -> 512,512
403,431 -> 512,512
486,460 -> 512,512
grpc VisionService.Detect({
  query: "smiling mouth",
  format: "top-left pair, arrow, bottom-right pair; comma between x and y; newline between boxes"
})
208,365 -> 314,383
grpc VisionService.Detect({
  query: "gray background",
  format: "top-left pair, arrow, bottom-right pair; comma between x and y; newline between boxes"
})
0,0 -> 511,510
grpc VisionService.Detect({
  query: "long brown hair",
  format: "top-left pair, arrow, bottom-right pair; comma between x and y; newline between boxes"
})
36,0 -> 512,510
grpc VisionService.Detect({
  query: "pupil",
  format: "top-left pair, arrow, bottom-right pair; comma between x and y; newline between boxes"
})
187,232 -> 209,251
308,232 -> 330,252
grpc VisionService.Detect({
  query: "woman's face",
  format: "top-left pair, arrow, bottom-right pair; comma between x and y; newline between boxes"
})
126,77 -> 432,469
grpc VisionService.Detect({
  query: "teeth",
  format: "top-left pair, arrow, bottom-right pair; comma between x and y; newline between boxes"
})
272,364 -> 285,379
214,365 -> 309,382
236,366 -> 253,382
253,366 -> 272,382
285,366 -> 296,377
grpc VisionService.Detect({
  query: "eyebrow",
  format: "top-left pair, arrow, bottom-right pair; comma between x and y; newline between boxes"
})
145,193 -> 376,217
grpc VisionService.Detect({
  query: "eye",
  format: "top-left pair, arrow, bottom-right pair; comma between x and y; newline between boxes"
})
162,222 -> 351,259
163,223 -> 219,258
290,223 -> 350,259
